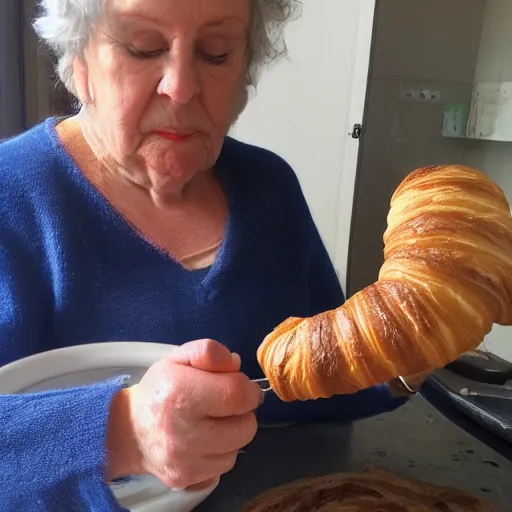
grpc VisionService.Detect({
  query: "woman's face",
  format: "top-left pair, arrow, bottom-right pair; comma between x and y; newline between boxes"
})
74,0 -> 250,200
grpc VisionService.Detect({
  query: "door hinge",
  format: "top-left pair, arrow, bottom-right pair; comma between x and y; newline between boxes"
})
351,124 -> 363,139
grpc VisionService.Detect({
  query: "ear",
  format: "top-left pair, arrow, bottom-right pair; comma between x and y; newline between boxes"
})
72,55 -> 93,106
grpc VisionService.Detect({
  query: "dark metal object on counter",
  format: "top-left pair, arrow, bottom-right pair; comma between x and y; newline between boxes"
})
446,350 -> 512,386
427,349 -> 512,451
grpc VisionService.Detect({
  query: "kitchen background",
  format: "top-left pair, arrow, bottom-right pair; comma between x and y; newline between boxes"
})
1,0 -> 511,363
351,0 -> 512,363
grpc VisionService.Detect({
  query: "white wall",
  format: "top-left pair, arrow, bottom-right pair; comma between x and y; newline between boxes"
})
466,0 -> 512,362
481,326 -> 512,364
474,0 -> 512,83
467,0 -> 512,142
231,0 -> 364,268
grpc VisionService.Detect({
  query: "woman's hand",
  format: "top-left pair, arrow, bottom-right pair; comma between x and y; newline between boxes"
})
105,339 -> 262,489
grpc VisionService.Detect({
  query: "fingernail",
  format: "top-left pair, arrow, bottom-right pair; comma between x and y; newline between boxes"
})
260,390 -> 265,405
231,352 -> 241,367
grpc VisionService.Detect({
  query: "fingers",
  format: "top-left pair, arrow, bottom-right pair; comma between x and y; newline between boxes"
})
202,450 -> 241,480
197,372 -> 263,418
170,339 -> 241,373
169,339 -> 261,418
162,452 -> 240,490
202,412 -> 258,457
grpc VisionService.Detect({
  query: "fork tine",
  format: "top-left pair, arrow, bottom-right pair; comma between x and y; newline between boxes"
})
252,377 -> 273,393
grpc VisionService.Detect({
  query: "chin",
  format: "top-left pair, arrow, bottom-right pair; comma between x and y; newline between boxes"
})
145,157 -> 212,195
144,137 -> 218,175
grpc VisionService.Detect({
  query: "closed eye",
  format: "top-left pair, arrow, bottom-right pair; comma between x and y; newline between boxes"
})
126,46 -> 229,65
202,52 -> 229,65
127,46 -> 167,59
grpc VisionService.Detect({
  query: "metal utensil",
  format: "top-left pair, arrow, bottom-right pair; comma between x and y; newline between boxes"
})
236,378 -> 273,455
460,387 -> 512,401
252,377 -> 273,394
252,374 -> 428,397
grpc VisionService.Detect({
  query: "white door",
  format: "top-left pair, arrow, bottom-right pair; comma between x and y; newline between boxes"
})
230,0 -> 376,293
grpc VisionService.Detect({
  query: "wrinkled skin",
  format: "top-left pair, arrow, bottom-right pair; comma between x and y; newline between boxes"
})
74,0 -> 250,205
117,340 -> 262,489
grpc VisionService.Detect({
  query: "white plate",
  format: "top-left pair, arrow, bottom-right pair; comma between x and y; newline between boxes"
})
0,342 -> 218,512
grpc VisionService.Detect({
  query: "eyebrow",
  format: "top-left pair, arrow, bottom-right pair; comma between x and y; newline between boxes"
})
117,12 -> 247,31
204,17 -> 248,29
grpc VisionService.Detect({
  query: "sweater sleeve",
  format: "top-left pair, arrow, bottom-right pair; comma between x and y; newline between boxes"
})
256,234 -> 408,425
0,239 -> 128,511
0,380 -> 129,511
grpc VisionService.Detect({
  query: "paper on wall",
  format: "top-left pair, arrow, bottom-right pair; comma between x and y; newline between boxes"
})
466,82 -> 512,142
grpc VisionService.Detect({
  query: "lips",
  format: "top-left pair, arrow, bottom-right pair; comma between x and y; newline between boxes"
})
154,130 -> 196,142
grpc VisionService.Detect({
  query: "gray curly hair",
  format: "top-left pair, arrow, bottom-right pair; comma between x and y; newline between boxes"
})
33,0 -> 301,102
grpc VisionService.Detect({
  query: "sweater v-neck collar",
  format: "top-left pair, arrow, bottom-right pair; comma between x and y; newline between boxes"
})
44,117 -> 240,299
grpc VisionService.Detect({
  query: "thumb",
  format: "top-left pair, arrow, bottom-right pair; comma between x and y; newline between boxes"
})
169,339 -> 241,373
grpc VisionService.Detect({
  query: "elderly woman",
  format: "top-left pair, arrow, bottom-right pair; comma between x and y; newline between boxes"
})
0,0 -> 414,510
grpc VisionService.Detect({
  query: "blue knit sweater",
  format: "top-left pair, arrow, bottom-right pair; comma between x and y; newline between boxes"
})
0,119 -> 405,511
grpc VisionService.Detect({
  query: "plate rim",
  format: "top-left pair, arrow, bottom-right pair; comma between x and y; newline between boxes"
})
0,341 -> 177,394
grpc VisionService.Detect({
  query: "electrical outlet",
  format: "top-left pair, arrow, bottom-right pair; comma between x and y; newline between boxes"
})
419,89 -> 430,101
429,90 -> 442,102
401,89 -> 418,101
401,88 -> 442,103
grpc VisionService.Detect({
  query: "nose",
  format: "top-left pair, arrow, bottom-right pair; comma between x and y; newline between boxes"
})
157,48 -> 201,104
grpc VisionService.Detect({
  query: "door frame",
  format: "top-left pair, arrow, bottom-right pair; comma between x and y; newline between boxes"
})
333,0 -> 377,296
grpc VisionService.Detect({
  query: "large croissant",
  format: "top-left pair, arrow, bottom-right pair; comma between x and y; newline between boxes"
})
257,165 -> 512,402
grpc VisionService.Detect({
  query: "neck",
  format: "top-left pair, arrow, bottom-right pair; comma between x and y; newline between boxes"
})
57,114 -> 209,209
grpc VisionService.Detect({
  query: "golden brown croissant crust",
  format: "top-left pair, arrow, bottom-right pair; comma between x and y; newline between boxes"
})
241,467 -> 498,512
257,165 -> 512,401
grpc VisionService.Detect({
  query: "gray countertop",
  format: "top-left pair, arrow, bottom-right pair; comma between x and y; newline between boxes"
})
195,395 -> 512,511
